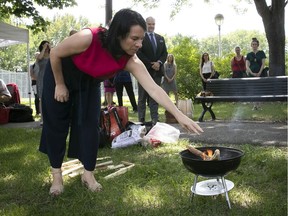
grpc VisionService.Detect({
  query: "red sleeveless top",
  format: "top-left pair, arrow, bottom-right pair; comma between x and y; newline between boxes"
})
231,56 -> 246,72
72,28 -> 131,79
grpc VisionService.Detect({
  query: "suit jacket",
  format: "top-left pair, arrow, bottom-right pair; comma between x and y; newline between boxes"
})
137,32 -> 168,77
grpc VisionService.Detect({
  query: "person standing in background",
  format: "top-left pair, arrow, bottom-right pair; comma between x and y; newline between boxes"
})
199,52 -> 215,91
114,70 -> 138,113
30,52 -> 40,115
137,16 -> 168,124
162,54 -> 178,105
103,78 -> 115,107
246,37 -> 267,110
37,40 -> 51,124
246,37 -> 267,77
231,46 -> 246,78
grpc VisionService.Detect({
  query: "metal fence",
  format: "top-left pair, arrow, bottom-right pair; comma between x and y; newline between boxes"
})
0,70 -> 31,99
0,70 -> 139,100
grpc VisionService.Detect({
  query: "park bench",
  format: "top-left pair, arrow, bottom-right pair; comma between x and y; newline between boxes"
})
195,76 -> 288,122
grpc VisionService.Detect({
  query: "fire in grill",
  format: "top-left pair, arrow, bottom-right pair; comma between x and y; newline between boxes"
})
179,146 -> 245,209
180,146 -> 244,177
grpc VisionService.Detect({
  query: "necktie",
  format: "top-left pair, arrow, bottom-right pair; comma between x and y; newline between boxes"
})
149,33 -> 157,54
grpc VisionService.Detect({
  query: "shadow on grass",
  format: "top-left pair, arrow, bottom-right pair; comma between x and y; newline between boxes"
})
0,129 -> 286,215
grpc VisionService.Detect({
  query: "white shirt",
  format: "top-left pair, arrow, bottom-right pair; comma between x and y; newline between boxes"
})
201,61 -> 214,74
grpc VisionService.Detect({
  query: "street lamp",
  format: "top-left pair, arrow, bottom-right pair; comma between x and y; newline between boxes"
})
214,14 -> 224,57
105,0 -> 112,27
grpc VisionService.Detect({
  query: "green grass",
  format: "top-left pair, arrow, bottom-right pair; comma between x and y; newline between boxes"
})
0,134 -> 286,216
120,99 -> 287,123
0,98 -> 286,215
23,97 -> 287,123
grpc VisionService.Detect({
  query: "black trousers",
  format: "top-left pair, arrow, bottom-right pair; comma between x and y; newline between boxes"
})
115,81 -> 137,111
137,74 -> 162,122
39,58 -> 101,171
201,73 -> 211,91
31,80 -> 40,114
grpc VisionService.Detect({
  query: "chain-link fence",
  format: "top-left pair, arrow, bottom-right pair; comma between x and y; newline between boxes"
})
1,70 -> 139,101
0,70 -> 31,99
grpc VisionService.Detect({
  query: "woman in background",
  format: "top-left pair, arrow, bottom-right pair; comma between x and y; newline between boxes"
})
246,37 -> 266,77
162,54 -> 178,105
103,78 -> 115,107
37,40 -> 50,124
246,37 -> 267,110
199,52 -> 215,90
231,46 -> 246,78
114,70 -> 138,112
30,52 -> 40,115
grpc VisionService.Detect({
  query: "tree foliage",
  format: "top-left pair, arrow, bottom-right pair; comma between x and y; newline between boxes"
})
0,14 -> 91,72
167,35 -> 202,99
133,0 -> 287,75
166,30 -> 269,99
0,44 -> 27,72
0,0 -> 77,32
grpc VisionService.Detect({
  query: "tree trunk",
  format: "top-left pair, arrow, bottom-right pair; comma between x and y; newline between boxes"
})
254,0 -> 286,76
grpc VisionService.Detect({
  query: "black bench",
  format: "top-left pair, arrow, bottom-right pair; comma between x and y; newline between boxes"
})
195,76 -> 288,122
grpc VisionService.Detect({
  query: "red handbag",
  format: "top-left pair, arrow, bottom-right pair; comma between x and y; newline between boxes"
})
100,106 -> 129,146
0,105 -> 10,124
114,106 -> 128,128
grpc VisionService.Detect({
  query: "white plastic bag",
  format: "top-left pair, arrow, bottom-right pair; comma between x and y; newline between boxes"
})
111,125 -> 146,148
143,122 -> 180,144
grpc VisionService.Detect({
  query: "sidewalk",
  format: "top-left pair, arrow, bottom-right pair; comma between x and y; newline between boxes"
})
172,120 -> 287,147
0,121 -> 41,129
1,120 -> 287,147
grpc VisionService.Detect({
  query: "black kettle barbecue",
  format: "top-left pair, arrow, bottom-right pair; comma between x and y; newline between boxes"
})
179,146 -> 244,209
180,146 -> 244,177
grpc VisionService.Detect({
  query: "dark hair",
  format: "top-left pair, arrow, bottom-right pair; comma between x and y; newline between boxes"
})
69,29 -> 78,36
100,8 -> 146,59
251,37 -> 259,46
201,52 -> 209,68
38,40 -> 50,52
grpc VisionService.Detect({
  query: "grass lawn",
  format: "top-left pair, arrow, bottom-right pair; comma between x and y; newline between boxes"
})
0,98 -> 287,215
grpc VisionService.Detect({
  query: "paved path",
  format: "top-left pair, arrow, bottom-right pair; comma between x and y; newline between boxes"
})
172,120 -> 287,147
1,120 -> 287,147
0,121 -> 41,129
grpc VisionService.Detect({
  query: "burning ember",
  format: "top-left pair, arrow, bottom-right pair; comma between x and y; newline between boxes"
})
187,145 -> 220,161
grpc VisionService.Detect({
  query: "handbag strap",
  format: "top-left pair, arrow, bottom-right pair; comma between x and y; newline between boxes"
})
111,107 -> 125,132
101,108 -> 111,138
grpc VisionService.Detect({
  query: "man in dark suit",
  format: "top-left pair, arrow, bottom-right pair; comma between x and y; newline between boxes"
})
137,16 -> 168,124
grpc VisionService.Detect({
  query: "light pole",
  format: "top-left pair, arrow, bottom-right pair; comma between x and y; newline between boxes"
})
105,0 -> 112,27
214,14 -> 224,57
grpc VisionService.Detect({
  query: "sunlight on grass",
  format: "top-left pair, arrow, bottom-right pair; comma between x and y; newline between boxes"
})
233,187 -> 262,208
124,185 -> 163,208
1,205 -> 29,216
3,173 -> 16,182
1,145 -> 24,154
271,148 -> 287,159
23,154 -> 39,166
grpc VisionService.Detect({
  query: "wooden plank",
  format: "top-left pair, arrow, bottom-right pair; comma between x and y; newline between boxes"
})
104,164 -> 135,180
